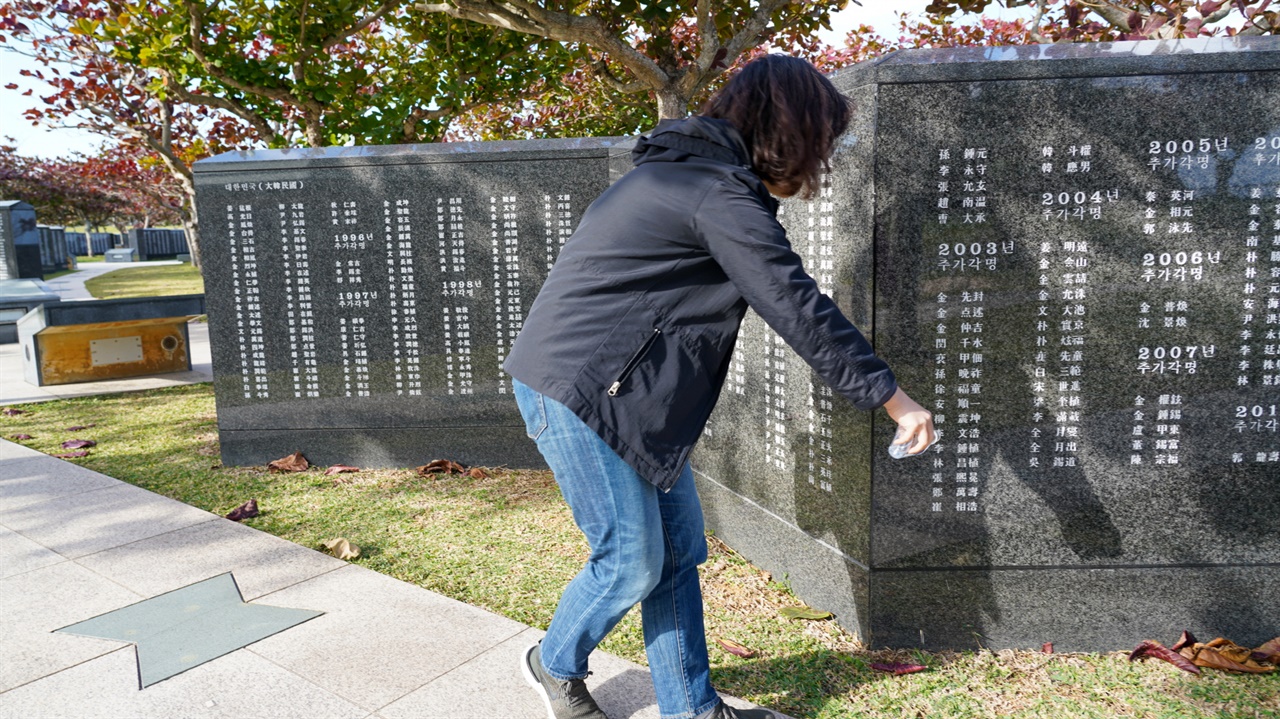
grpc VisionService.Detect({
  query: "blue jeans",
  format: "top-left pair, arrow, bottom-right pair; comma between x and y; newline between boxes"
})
513,379 -> 719,719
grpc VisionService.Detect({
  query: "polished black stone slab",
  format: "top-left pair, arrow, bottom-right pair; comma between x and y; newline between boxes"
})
0,201 -> 41,280
693,35 -> 1280,650
193,137 -> 632,468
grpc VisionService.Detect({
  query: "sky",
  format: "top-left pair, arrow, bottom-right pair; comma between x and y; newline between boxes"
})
0,1 -> 995,159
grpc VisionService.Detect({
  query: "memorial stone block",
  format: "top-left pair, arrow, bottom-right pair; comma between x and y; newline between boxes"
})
692,37 -> 1280,651
0,201 -> 42,280
193,138 -> 633,468
37,225 -> 68,273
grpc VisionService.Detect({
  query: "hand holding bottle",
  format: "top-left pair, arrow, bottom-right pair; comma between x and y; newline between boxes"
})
882,387 -> 936,458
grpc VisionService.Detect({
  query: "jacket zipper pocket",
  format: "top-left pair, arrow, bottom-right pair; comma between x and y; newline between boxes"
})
608,328 -> 662,397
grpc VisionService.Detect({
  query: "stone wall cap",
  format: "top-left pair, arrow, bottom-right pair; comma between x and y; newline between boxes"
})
194,135 -> 637,173
832,35 -> 1280,87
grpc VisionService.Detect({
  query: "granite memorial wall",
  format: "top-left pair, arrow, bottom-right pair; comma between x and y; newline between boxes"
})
693,36 -> 1280,651
192,139 -> 632,468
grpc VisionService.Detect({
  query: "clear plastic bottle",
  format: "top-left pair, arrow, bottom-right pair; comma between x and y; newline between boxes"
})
888,426 -> 935,459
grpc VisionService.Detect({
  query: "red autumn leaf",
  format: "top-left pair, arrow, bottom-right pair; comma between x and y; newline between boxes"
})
4,83 -> 17,90
225,499 -> 259,521
1172,630 -> 1198,653
9,434 -> 33,440
1041,642 -> 1054,654
323,464 -> 360,475
65,424 -> 95,431
1252,637 -> 1280,664
716,638 -> 757,658
55,450 -> 90,458
416,459 -> 466,475
1129,640 -> 1201,675
61,439 -> 96,449
2,408 -> 25,416
870,662 -> 928,676
267,451 -> 309,472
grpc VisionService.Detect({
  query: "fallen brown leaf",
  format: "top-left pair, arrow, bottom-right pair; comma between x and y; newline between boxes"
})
779,605 -> 832,621
55,450 -> 90,459
416,459 -> 466,475
1205,638 -> 1254,664
468,467 -> 489,479
1129,640 -> 1200,675
61,439 -> 96,449
2,409 -> 25,416
1041,642 -> 1053,654
321,537 -> 360,560
870,662 -> 928,676
1180,642 -> 1275,674
324,464 -> 360,475
9,434 -> 33,440
1252,637 -> 1280,664
267,451 -> 309,472
716,638 -> 757,658
65,424 -> 95,431
225,499 -> 259,522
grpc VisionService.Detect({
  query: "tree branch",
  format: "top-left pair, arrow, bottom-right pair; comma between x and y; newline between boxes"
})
321,0 -> 397,49
589,57 -> 648,94
184,0 -> 310,107
684,0 -> 789,97
415,0 -> 670,90
1028,0 -> 1049,43
162,72 -> 282,145
1081,1 -> 1134,31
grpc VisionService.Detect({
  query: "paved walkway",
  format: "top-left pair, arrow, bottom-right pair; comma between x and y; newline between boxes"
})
41,260 -> 182,302
1,438 -> 740,719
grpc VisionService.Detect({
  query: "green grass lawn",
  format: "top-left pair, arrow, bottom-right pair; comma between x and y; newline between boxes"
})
82,262 -> 204,299
3,385 -> 1277,719
75,255 -> 105,263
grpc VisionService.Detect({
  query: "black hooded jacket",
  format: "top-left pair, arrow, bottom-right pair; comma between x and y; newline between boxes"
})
503,116 -> 897,491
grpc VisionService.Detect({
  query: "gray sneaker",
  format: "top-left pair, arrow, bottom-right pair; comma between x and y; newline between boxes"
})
695,701 -> 777,719
520,643 -> 608,719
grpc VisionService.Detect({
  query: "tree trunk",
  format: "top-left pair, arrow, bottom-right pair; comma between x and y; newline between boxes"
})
182,190 -> 203,271
79,211 -> 95,258
655,84 -> 693,120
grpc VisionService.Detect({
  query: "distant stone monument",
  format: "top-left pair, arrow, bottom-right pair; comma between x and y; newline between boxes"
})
126,228 -> 190,261
693,36 -> 1280,651
192,138 -> 632,468
0,201 -> 42,280
36,225 -> 68,274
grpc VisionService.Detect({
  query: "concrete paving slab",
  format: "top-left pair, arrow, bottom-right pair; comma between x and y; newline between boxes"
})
0,482 -> 215,559
249,564 -> 528,712
0,441 -> 122,513
0,320 -> 211,405
0,524 -> 64,579
76,517 -> 346,601
0,645 -> 371,719
379,627 -> 662,719
0,561 -> 141,693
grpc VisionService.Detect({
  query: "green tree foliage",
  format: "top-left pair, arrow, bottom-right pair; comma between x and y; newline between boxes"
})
416,0 -> 850,123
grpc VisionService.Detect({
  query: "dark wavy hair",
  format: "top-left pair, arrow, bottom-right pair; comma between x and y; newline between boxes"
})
702,54 -> 852,200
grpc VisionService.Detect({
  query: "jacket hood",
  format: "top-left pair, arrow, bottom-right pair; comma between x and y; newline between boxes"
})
631,116 -> 752,169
